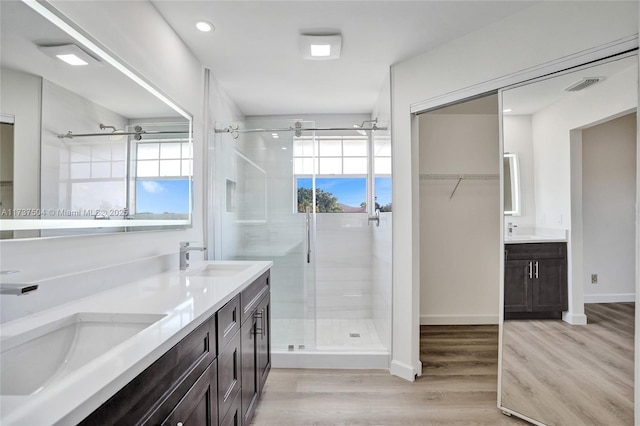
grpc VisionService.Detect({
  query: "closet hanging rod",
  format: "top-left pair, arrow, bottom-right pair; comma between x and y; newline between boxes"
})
419,173 -> 499,180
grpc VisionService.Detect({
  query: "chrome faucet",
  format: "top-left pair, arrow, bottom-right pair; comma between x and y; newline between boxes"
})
0,283 -> 38,295
179,242 -> 207,270
507,222 -> 518,236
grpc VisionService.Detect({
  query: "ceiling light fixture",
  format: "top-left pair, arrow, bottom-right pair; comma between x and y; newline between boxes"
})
503,108 -> 512,113
300,34 -> 342,60
196,21 -> 214,32
38,44 -> 101,67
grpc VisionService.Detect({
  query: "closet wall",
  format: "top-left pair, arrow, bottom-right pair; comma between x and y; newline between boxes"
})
419,95 -> 500,324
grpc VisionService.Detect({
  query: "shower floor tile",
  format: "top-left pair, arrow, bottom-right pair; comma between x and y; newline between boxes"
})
271,319 -> 386,351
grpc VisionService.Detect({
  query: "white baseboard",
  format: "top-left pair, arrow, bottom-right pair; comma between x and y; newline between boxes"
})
420,314 -> 498,325
583,293 -> 636,303
562,311 -> 588,325
390,359 -> 421,382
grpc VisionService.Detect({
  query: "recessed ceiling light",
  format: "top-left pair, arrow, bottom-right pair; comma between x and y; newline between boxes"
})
300,34 -> 342,60
310,44 -> 331,57
272,133 -> 280,139
38,44 -> 101,67
196,21 -> 214,32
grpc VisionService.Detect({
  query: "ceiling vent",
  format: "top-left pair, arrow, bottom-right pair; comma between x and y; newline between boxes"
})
564,77 -> 605,92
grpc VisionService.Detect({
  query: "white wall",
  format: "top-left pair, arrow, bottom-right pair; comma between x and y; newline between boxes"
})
0,68 -> 41,238
0,2 -> 206,289
503,116 -> 536,228
532,64 -> 637,323
419,112 -> 500,325
391,1 -> 638,381
534,66 -> 637,232
582,113 -> 636,302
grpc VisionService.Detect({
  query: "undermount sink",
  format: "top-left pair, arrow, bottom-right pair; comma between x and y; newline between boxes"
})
189,263 -> 252,278
0,312 -> 166,396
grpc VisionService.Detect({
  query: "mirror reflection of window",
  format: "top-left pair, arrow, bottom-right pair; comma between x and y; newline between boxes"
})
133,123 -> 192,220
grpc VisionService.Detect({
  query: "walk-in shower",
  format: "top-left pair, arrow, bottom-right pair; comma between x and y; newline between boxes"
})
210,118 -> 392,368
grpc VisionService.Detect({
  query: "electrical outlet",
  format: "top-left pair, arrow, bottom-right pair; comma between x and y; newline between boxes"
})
591,274 -> 598,284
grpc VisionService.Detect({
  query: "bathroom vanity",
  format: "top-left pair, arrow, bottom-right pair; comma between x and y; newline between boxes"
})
0,261 -> 271,426
504,242 -> 567,319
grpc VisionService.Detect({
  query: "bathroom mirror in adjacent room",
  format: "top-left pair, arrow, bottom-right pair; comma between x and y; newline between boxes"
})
503,153 -> 519,216
499,52 -> 637,425
0,0 -> 193,239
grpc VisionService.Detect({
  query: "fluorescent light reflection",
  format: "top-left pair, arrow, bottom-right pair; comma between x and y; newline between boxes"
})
56,53 -> 88,66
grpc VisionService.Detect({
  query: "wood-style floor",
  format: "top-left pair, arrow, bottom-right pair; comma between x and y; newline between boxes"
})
501,302 -> 635,426
251,325 -> 526,425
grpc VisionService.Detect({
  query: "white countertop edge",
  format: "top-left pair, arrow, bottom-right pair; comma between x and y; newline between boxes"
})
504,236 -> 567,244
0,260 -> 272,426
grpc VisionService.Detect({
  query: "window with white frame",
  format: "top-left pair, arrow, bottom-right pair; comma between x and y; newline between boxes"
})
293,135 -> 392,213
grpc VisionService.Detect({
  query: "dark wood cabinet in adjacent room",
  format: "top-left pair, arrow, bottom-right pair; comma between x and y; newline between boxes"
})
504,242 -> 567,319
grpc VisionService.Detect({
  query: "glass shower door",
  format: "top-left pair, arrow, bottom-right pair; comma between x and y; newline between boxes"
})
212,120 -> 316,352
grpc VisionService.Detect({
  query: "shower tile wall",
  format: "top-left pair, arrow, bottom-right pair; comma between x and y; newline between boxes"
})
315,214 -> 373,319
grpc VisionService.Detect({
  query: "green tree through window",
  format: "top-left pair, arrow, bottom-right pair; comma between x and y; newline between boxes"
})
297,187 -> 344,213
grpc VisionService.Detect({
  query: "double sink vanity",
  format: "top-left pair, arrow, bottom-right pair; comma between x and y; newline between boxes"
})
0,260 -> 272,426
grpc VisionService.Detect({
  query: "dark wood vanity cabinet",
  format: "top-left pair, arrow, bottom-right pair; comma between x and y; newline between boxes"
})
79,271 -> 271,426
240,271 -> 271,426
504,243 -> 567,319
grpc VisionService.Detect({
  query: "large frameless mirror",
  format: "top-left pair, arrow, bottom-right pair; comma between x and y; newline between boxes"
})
0,0 -> 193,239
499,52 -> 637,425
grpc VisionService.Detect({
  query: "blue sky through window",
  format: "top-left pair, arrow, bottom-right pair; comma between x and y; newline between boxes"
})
297,177 -> 392,210
136,179 -> 190,214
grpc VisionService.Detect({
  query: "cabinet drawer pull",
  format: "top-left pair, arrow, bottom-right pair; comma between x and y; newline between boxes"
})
535,261 -> 539,279
528,261 -> 533,279
253,309 -> 266,339
254,310 -> 263,337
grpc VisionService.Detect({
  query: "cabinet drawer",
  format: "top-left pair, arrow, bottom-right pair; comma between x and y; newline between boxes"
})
80,317 -> 216,426
161,359 -> 218,426
241,270 -> 270,324
217,294 -> 240,353
505,242 -> 566,260
220,389 -> 242,426
218,326 -> 241,420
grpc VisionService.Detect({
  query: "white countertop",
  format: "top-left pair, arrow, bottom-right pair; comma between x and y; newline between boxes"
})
504,227 -> 567,244
0,260 -> 272,426
504,234 -> 567,244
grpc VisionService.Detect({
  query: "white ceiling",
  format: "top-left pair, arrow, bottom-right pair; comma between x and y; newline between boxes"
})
152,1 -> 536,116
1,1 -> 178,120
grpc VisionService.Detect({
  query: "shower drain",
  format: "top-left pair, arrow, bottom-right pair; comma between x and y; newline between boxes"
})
349,333 -> 361,338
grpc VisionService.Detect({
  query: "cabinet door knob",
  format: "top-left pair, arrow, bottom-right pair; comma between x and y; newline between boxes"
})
177,422 -> 184,426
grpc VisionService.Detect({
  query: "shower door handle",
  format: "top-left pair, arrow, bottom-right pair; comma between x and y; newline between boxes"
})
305,207 -> 311,264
